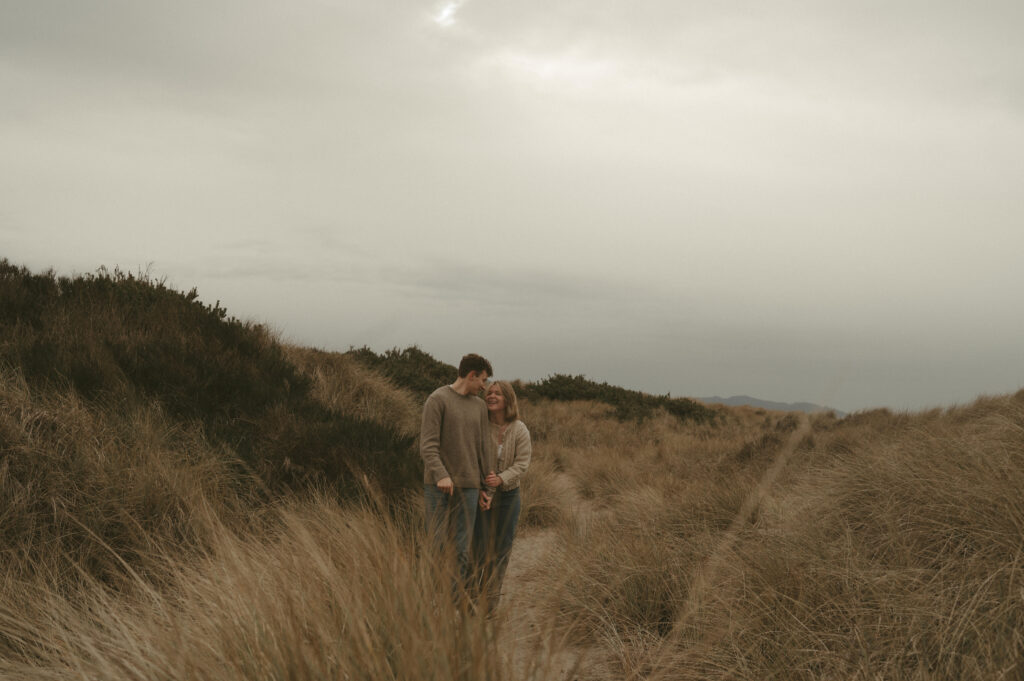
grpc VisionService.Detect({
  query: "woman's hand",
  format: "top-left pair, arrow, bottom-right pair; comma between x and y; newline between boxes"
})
485,472 -> 503,488
479,490 -> 492,511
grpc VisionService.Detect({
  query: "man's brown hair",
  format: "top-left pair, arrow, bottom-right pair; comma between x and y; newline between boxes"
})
457,353 -> 493,378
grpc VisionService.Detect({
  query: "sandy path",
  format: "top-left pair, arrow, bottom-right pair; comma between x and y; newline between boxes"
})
496,472 -> 593,680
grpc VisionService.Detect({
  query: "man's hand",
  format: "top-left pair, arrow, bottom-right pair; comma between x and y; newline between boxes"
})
479,490 -> 492,511
436,477 -> 454,495
484,471 -> 503,488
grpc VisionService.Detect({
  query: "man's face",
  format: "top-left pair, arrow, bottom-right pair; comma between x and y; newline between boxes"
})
467,370 -> 489,394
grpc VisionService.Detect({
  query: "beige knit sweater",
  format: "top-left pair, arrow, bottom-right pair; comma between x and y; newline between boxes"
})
420,386 -> 496,488
489,419 -> 532,492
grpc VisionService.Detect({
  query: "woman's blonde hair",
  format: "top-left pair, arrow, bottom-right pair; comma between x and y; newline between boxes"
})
488,380 -> 520,422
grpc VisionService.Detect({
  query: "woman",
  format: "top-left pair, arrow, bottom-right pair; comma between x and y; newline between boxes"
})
473,379 -> 532,611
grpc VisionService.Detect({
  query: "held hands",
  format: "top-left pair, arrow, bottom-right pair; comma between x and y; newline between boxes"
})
480,470 -> 501,510
436,476 -> 454,495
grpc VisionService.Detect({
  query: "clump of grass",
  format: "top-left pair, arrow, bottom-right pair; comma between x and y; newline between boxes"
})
284,345 -> 421,437
519,454 -> 574,529
548,486 -> 695,639
0,365 -> 249,586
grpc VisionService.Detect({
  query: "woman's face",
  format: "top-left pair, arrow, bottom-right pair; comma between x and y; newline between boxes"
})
485,383 -> 505,414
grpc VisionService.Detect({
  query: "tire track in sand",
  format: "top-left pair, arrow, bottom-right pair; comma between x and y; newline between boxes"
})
647,413 -> 812,678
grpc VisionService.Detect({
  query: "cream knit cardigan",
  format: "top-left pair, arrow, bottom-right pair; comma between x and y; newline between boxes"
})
490,419 -> 532,492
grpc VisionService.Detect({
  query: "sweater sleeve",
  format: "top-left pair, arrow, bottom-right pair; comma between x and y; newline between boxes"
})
479,403 -> 498,490
419,393 -> 449,484
498,422 -> 532,487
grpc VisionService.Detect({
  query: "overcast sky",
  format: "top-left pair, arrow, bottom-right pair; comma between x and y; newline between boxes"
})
3,1 -> 1022,413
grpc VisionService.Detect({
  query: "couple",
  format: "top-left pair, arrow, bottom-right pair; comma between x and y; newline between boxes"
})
420,353 -> 532,610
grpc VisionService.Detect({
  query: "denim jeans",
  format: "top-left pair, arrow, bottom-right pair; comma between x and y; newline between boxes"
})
424,485 -> 479,586
472,487 -> 522,608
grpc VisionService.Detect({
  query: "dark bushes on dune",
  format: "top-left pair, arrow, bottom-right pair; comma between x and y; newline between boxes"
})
345,350 -> 715,425
521,373 -> 714,424
0,260 -> 418,498
344,346 -> 456,402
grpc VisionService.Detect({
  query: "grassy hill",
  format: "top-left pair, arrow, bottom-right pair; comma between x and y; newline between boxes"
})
0,260 -> 420,581
0,260 -> 418,493
1,259 -> 1021,680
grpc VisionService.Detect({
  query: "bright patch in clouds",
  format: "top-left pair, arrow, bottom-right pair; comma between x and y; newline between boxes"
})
484,50 -> 617,91
434,1 -> 463,27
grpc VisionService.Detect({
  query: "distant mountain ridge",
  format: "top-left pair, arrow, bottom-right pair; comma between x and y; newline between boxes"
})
699,395 -> 846,417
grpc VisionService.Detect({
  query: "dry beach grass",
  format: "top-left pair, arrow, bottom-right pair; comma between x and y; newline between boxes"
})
3,360 -> 1023,680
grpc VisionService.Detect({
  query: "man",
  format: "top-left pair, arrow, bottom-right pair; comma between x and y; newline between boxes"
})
420,353 -> 496,587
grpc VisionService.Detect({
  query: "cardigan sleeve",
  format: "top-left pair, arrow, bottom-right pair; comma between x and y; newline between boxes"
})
498,421 -> 532,487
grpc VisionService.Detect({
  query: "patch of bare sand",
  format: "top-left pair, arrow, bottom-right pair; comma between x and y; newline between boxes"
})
495,472 -> 609,680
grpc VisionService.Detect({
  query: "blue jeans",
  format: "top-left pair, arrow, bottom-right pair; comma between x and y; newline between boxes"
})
424,485 -> 479,586
472,487 -> 522,607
